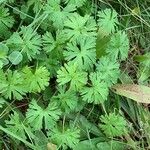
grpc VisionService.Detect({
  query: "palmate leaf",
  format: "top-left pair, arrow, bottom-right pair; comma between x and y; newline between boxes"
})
57,63 -> 88,91
99,112 -> 127,137
38,53 -> 61,77
64,37 -> 96,70
48,127 -> 80,149
5,111 -> 34,140
98,9 -> 118,36
106,31 -> 129,60
26,99 -> 61,130
53,86 -> 78,113
0,70 -> 27,100
7,26 -> 42,60
64,13 -> 97,41
96,57 -> 120,86
22,66 -> 50,93
0,5 -> 14,35
81,72 -> 109,104
42,30 -> 67,53
44,0 -> 76,29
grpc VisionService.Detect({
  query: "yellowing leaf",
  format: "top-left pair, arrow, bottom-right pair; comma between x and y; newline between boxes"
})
112,84 -> 150,103
131,7 -> 141,15
47,143 -> 57,150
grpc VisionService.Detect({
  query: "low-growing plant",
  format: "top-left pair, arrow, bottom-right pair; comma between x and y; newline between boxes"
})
0,0 -> 150,149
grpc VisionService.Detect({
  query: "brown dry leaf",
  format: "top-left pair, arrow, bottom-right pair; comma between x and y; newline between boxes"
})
112,84 -> 150,103
47,143 -> 57,150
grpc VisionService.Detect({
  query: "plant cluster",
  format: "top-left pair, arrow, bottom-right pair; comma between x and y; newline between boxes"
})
0,0 -> 133,149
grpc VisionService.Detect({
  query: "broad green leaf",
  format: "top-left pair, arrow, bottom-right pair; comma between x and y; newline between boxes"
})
97,140 -> 127,150
112,84 -> 150,103
134,55 -> 150,62
8,51 -> 23,65
96,34 -> 110,58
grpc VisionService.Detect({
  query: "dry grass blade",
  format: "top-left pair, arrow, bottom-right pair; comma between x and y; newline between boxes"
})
112,84 -> 150,103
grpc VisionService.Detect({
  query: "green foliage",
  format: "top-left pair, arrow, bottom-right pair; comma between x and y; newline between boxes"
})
57,63 -> 88,91
0,43 -> 9,68
5,111 -> 33,140
48,127 -> 80,149
44,0 -> 76,29
0,97 -> 5,108
98,9 -> 118,36
0,70 -> 27,100
27,0 -> 46,13
53,86 -> 78,113
0,0 -> 135,149
42,30 -> 67,53
8,51 -> 23,65
99,112 -> 127,137
96,57 -> 120,86
0,5 -> 14,36
26,99 -> 61,130
64,37 -> 96,70
64,0 -> 86,7
7,26 -> 42,60
22,66 -> 50,93
81,72 -> 109,104
64,13 -> 97,41
106,31 -> 129,60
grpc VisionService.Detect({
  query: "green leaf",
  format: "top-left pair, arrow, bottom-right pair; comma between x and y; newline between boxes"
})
0,43 -> 9,68
44,0 -> 76,29
0,6 -> 14,35
34,131 -> 49,150
106,31 -> 129,60
53,86 -> 78,113
99,112 -> 127,137
57,63 -> 88,91
81,72 -> 109,104
96,34 -> 110,58
7,26 -> 42,60
27,0 -> 46,13
0,43 -> 9,59
48,127 -> 80,149
0,97 -> 5,108
5,111 -> 34,140
74,138 -> 105,150
22,66 -> 50,93
97,140 -> 127,150
96,57 -> 120,86
64,13 -> 97,41
0,70 -> 27,100
26,99 -> 61,130
98,9 -> 118,36
8,51 -> 23,65
64,37 -> 96,70
0,125 -> 35,149
42,30 -> 67,53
